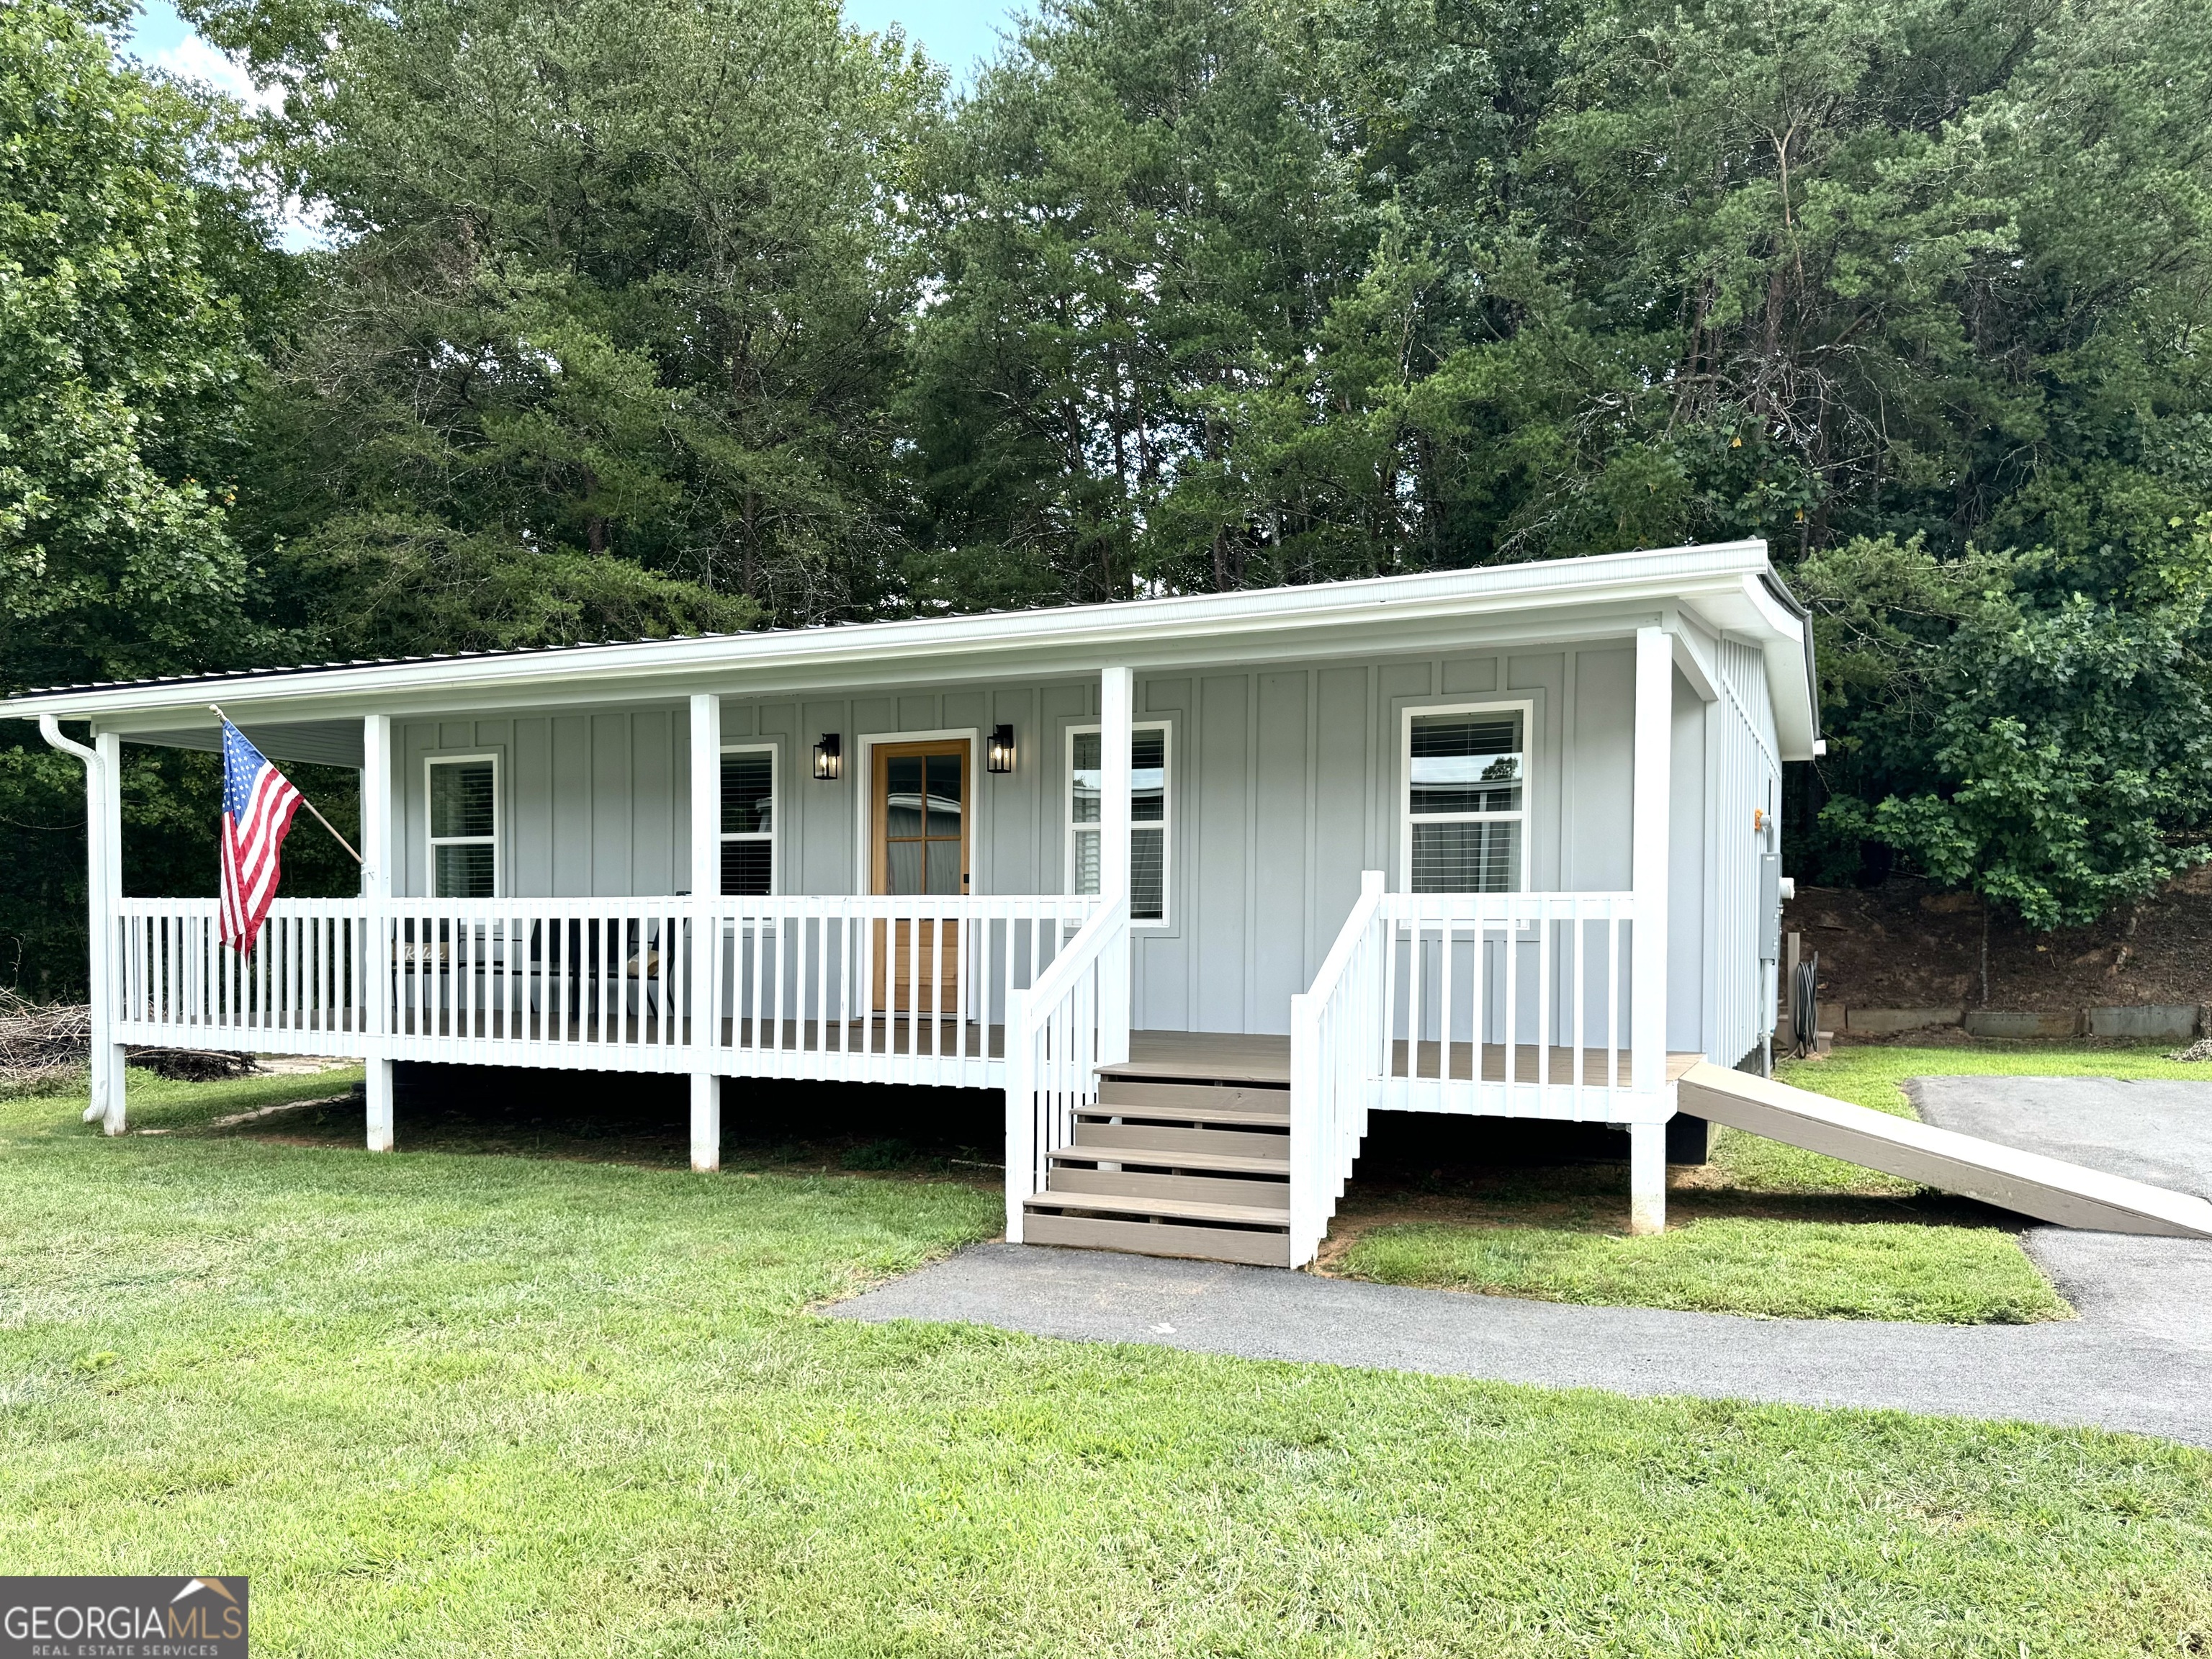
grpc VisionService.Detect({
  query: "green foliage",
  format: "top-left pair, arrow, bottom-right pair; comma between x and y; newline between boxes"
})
0,0 -> 274,691
205,0 -> 940,647
1800,526 -> 2212,926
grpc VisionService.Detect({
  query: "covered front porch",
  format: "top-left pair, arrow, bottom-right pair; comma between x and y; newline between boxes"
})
23,548 -> 1815,1264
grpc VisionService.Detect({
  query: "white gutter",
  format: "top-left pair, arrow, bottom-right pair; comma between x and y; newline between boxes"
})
1,540 -> 1789,721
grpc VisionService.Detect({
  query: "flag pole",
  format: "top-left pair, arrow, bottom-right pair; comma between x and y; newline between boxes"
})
210,703 -> 363,864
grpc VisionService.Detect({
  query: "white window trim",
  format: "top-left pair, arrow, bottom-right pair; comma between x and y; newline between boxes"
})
719,739 -> 780,896
424,752 -> 501,899
1398,699 -> 1533,896
1066,719 -> 1173,927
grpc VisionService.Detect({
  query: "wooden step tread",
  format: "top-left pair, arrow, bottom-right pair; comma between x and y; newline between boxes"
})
1022,1211 -> 1292,1267
1050,1142 -> 1288,1176
1081,1103 -> 1288,1128
1023,1190 -> 1290,1227
1097,1064 -> 1290,1087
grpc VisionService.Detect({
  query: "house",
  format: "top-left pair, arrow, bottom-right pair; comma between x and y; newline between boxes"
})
12,539 -> 1817,1267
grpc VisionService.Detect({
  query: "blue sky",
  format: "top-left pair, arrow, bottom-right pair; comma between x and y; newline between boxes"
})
126,0 -> 1024,87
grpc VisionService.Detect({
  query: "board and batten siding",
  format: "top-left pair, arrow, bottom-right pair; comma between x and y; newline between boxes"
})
396,711 -> 688,899
1707,636 -> 1784,1068
385,642 -> 1684,1041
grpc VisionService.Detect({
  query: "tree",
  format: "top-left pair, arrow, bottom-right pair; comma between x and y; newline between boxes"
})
202,0 -> 940,649
0,0 -> 275,694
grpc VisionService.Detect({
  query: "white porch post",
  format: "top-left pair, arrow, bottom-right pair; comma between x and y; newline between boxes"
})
687,691 -> 722,1172
92,731 -> 125,1133
1099,665 -> 1133,1064
361,713 -> 395,1152
1629,625 -> 1672,1234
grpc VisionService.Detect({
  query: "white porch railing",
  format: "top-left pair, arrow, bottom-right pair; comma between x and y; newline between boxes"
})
706,894 -> 1099,1088
1380,889 -> 1641,1116
115,899 -> 372,1056
1002,896 -> 1130,1241
110,892 -> 1105,1082
1285,878 -> 1654,1267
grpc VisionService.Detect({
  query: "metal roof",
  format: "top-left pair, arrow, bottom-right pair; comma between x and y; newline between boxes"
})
4,540 -> 1818,759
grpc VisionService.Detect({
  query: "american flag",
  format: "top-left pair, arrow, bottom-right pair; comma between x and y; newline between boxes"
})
219,719 -> 303,953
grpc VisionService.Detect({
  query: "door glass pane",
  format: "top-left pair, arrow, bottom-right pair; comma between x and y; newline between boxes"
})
434,842 -> 497,899
1070,731 -> 1100,824
721,840 -> 771,896
1131,729 -> 1165,822
1072,827 -> 1100,896
885,755 -> 923,840
430,761 -> 495,838
1131,826 -> 1164,919
886,840 -> 923,895
1409,714 -> 1522,814
925,752 -> 963,840
1411,820 -> 1519,894
924,840 -> 962,895
721,752 -> 773,835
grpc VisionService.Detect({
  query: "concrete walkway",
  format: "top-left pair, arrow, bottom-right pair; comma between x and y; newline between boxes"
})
832,1076 -> 2212,1447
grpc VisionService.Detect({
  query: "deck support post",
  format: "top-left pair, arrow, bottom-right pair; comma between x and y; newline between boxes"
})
362,712 -> 395,1151
688,693 -> 722,1171
1630,626 -> 1672,1231
1628,1120 -> 1665,1235
690,1072 -> 721,1173
1099,665 -> 1133,1065
89,729 -> 126,1134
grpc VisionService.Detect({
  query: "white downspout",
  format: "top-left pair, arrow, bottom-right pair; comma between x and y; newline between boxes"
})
38,715 -> 125,1132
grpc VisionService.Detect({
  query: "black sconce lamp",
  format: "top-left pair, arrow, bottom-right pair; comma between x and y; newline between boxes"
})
812,733 -> 842,781
987,723 -> 1017,775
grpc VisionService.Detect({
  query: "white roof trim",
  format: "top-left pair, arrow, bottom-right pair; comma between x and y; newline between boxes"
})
6,539 -> 1816,757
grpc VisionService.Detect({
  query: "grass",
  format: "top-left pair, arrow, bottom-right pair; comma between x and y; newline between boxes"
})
1339,1216 -> 2067,1321
5,1072 -> 2212,1654
1328,1043 -> 2210,1323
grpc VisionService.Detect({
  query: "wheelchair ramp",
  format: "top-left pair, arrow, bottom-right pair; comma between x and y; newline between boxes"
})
1677,1062 -> 2212,1238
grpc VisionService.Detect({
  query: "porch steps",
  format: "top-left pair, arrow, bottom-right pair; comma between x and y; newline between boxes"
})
1022,1064 -> 1295,1269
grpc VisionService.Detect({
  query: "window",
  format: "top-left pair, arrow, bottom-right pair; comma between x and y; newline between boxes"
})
427,756 -> 498,897
1403,706 -> 1526,893
1069,723 -> 1170,923
721,745 -> 776,896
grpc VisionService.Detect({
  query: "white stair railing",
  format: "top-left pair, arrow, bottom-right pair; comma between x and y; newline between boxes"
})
1002,895 -> 1130,1241
1288,871 -> 1388,1267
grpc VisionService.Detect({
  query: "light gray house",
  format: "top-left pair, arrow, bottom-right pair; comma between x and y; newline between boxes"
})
14,539 -> 1818,1267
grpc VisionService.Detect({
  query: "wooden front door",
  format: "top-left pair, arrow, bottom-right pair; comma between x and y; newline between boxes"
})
871,740 -> 969,1015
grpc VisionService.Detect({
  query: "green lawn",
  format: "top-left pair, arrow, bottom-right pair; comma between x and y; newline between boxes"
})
1331,1043 -> 2208,1323
6,1072 -> 2212,1653
1339,1216 -> 2067,1322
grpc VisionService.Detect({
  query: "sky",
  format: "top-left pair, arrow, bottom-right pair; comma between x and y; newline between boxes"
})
124,0 -> 1023,94
120,0 -> 1022,249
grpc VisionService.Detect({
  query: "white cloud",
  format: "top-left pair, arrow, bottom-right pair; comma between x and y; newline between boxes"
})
149,32 -> 287,116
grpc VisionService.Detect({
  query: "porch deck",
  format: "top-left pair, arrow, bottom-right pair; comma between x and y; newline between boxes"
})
1105,1030 -> 1702,1091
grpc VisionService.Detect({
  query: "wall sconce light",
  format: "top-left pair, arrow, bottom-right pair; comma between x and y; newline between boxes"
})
987,723 -> 1017,775
812,733 -> 842,781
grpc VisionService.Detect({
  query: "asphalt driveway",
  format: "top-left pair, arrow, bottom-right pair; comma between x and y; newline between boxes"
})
833,1074 -> 2212,1445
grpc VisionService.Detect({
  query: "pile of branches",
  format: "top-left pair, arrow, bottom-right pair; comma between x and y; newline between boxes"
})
0,992 -> 92,1096
0,992 -> 258,1096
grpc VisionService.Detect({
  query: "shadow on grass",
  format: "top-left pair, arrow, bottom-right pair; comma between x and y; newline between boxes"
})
242,1063 -> 1005,1187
